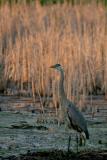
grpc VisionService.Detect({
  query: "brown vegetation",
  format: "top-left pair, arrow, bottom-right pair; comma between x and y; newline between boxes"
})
0,2 -> 107,106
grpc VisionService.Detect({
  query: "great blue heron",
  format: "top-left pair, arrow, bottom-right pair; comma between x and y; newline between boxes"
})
50,64 -> 89,149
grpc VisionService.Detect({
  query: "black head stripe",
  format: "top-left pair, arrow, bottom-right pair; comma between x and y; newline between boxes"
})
55,64 -> 61,67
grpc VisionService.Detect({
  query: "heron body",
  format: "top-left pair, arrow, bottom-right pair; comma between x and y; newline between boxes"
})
50,64 -> 89,143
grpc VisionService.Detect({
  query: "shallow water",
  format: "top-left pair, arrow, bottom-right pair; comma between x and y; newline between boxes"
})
0,111 -> 107,157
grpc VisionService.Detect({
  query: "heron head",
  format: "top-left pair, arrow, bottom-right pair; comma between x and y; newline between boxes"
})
50,64 -> 63,72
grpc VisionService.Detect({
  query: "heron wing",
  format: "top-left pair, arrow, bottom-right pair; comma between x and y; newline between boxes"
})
67,102 -> 88,134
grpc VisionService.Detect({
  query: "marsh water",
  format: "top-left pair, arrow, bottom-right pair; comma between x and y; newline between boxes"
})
0,95 -> 107,158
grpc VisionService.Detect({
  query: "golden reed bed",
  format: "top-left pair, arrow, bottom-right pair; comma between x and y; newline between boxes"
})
0,2 -> 107,107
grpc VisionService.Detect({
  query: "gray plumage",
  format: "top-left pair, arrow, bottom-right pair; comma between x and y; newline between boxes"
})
50,64 -> 89,140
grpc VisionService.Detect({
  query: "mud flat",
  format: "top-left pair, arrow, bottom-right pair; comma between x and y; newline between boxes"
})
0,96 -> 107,159
0,111 -> 107,158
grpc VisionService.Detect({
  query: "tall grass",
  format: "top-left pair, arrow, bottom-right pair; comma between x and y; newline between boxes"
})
0,2 -> 107,108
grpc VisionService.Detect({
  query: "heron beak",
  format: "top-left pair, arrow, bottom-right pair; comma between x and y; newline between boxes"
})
50,65 -> 55,68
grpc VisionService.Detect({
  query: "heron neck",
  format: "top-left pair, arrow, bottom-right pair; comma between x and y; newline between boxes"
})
59,70 -> 67,102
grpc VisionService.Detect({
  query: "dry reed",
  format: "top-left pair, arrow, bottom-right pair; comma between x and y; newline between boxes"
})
0,2 -> 107,110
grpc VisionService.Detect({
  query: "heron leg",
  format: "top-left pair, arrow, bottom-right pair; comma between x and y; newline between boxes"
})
67,135 -> 71,153
76,133 -> 79,153
79,133 -> 86,146
79,134 -> 83,146
82,134 -> 86,146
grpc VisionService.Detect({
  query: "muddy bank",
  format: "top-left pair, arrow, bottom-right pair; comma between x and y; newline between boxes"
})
1,150 -> 107,160
0,111 -> 107,157
0,95 -> 107,158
